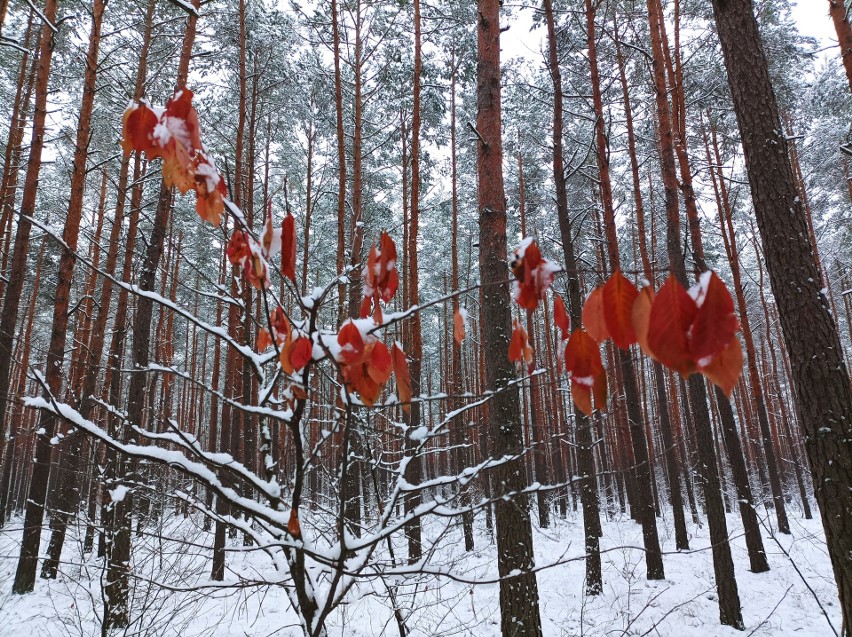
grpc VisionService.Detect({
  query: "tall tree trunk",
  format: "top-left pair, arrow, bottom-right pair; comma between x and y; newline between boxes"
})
332,0 -> 347,322
0,6 -> 57,564
586,0 -> 664,580
403,0 -> 423,564
830,0 -> 852,92
543,0 -> 602,595
4,0 -> 59,593
19,0 -> 107,584
647,0 -> 744,627
476,2 -> 543,634
449,48 -> 474,551
711,1 -> 852,629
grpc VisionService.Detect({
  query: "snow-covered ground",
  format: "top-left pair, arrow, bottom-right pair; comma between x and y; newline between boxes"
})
0,505 -> 839,636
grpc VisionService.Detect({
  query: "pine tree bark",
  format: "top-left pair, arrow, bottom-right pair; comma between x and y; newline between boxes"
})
476,3 -> 543,634
0,6 -> 57,555
20,0 -> 107,583
830,0 -> 852,92
403,0 -> 423,564
544,0 -> 602,595
5,0 -> 59,594
449,49 -> 474,551
711,1 -> 852,629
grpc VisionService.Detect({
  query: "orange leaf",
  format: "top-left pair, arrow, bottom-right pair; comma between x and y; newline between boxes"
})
582,287 -> 610,343
257,328 -> 272,352
337,321 -> 364,364
602,270 -> 639,349
289,336 -> 312,372
282,213 -> 297,283
632,286 -> 656,361
391,343 -> 411,412
288,509 -> 301,538
508,320 -> 533,370
453,307 -> 466,346
699,336 -> 743,396
647,275 -> 698,376
279,331 -> 295,374
378,232 -> 399,302
571,383 -> 593,416
553,295 -> 570,340
564,329 -> 602,385
689,272 -> 739,363
368,341 -> 393,385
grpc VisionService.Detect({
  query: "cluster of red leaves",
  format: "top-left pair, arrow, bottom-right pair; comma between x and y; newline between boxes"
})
227,231 -> 270,290
256,307 -> 312,375
121,89 -> 226,225
337,321 -> 411,410
510,238 -> 557,311
583,270 -> 743,396
360,232 -> 400,322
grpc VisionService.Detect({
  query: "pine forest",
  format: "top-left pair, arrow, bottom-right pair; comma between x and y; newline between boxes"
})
0,0 -> 850,635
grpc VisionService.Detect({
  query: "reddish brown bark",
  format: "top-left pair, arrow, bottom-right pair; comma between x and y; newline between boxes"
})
711,0 -> 852,629
476,2 -> 542,633
830,0 -> 852,92
403,0 -> 423,563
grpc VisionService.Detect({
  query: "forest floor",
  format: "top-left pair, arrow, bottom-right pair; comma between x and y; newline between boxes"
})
0,502 -> 839,636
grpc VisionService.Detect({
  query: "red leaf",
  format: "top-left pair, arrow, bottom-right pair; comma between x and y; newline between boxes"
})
121,102 -> 159,156
391,343 -> 411,411
647,275 -> 698,376
699,335 -> 743,396
511,238 -> 556,311
602,270 -> 639,349
689,272 -> 739,364
337,321 -> 364,364
368,341 -> 393,385
226,231 -> 251,266
359,295 -> 373,319
289,336 -> 312,372
564,329 -> 602,385
281,213 -> 297,283
508,320 -> 533,370
379,232 -> 399,302
553,295 -> 570,340
582,287 -> 610,343
571,383 -> 593,416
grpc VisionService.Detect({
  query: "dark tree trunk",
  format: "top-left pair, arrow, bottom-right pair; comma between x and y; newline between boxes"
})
544,0 -> 602,595
711,0 -> 852,630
